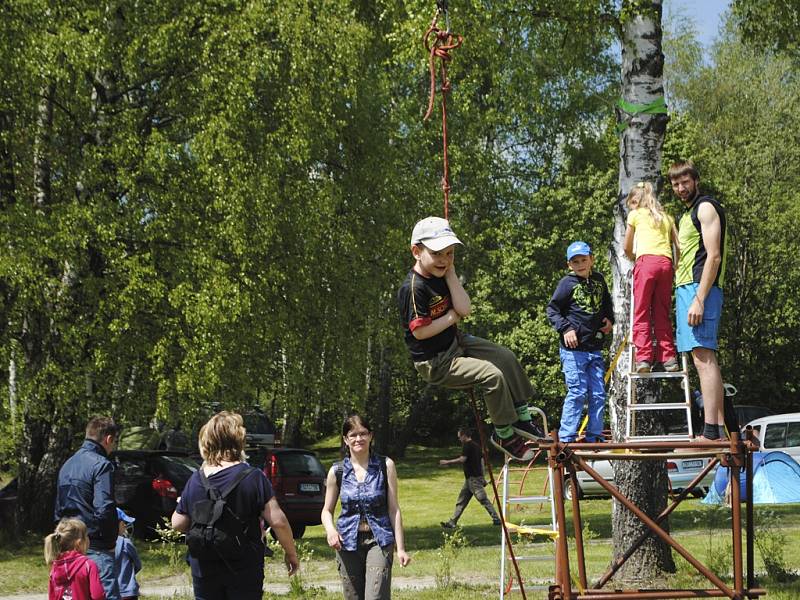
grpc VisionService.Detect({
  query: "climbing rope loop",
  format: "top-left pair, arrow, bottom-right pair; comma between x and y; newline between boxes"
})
423,8 -> 463,220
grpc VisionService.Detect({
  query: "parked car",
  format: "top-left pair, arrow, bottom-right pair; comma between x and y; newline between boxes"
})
745,413 -> 800,464
567,456 -> 716,499
734,405 -> 774,430
243,409 -> 278,448
262,448 -> 326,539
111,450 -> 199,538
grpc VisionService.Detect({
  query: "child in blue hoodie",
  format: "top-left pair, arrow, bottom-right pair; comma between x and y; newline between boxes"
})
546,241 -> 614,443
114,509 -> 141,600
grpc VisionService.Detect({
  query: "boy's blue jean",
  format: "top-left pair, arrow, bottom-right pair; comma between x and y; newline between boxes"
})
87,548 -> 121,600
558,348 -> 606,442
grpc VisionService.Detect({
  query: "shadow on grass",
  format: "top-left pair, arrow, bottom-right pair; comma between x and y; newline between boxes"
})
762,576 -> 800,598
0,532 -> 43,562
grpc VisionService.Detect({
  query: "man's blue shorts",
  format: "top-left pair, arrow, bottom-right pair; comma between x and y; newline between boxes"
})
676,283 -> 723,352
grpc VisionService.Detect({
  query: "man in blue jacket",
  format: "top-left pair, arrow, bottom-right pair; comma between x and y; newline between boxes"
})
55,416 -> 122,600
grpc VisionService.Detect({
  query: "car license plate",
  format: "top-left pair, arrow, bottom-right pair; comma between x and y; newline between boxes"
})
681,459 -> 703,470
299,483 -> 320,493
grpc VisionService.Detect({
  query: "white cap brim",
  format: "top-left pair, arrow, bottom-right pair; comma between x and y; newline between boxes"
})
419,235 -> 462,251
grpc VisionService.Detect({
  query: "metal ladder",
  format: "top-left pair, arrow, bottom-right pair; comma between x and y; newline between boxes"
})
624,263 -> 694,441
498,407 -> 558,598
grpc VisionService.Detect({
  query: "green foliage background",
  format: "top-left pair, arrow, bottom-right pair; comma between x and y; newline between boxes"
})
0,0 -> 798,530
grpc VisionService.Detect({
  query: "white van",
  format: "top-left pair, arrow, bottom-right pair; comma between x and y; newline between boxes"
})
744,412 -> 800,464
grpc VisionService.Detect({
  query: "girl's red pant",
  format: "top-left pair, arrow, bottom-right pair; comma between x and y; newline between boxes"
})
632,254 -> 677,364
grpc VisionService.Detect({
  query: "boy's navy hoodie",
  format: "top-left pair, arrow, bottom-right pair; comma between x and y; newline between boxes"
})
546,271 -> 614,352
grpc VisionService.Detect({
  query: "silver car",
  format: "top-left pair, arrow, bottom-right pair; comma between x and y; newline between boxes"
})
566,455 -> 716,499
745,412 -> 800,465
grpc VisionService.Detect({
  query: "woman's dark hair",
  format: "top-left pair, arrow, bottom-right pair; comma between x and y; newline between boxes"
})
341,413 -> 372,457
342,413 -> 372,438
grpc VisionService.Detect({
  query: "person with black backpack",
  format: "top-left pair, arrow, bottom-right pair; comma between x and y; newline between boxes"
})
321,414 -> 410,600
171,412 -> 298,599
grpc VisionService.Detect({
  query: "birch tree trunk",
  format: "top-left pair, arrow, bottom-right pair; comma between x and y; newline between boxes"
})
32,84 -> 55,208
0,110 -> 16,206
1,108 -> 16,426
610,0 -> 675,580
17,81 -> 80,534
373,344 -> 392,455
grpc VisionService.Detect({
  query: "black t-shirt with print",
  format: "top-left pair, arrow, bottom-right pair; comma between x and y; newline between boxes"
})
462,441 -> 483,478
397,269 -> 456,361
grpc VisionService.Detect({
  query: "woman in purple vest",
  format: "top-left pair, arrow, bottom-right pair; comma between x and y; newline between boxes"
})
321,414 -> 411,599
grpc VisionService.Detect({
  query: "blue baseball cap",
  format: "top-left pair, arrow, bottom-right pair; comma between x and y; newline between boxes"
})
566,241 -> 592,260
117,508 -> 135,524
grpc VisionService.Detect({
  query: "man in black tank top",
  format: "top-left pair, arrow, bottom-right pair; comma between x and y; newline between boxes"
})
669,160 -> 736,440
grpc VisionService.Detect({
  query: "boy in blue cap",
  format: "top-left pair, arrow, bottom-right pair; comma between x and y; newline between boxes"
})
398,217 -> 547,462
546,241 -> 614,443
114,509 -> 141,600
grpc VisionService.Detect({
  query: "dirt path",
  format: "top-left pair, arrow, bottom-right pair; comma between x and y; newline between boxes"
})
0,574 -> 551,599
0,574 -> 441,600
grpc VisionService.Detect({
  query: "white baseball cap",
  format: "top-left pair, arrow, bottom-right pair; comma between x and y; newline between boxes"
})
410,217 -> 463,251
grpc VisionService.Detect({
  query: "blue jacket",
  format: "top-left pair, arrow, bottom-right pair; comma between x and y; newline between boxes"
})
115,536 -> 141,597
54,439 -> 118,551
336,455 -> 395,551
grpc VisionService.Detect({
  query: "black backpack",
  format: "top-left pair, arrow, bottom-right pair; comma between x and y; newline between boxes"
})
185,465 -> 257,563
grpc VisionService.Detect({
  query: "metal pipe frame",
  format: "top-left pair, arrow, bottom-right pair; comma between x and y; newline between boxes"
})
545,433 -> 764,600
593,456 -> 721,588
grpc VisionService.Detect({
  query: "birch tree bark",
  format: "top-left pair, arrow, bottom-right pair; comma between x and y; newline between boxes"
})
17,80 -> 81,534
609,0 -> 675,580
373,344 -> 392,455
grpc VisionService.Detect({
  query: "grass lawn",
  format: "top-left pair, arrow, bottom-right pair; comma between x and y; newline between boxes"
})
1,444 -> 798,599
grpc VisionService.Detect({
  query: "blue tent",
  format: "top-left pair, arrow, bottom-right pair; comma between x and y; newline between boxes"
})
703,451 -> 800,505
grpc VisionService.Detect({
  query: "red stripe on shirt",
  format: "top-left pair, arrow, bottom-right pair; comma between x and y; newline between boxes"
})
409,317 -> 431,331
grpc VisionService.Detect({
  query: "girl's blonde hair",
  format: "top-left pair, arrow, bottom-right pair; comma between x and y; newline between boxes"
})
44,519 -> 88,564
626,181 -> 667,226
198,411 -> 246,466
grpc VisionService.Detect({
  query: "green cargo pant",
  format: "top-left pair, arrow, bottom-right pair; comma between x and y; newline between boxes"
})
336,532 -> 393,600
414,334 -> 533,427
451,475 -> 500,523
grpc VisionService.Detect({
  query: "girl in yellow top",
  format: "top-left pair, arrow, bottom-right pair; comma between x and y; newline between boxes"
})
623,182 -> 680,373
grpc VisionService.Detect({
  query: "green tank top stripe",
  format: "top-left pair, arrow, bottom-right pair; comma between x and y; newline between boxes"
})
675,196 -> 727,288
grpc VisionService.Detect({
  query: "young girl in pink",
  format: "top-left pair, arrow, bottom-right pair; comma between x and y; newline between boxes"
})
624,182 -> 680,373
45,519 -> 106,600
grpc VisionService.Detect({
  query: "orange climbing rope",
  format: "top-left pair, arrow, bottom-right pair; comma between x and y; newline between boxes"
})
423,1 -> 462,221
468,390 -> 528,600
423,5 -> 529,596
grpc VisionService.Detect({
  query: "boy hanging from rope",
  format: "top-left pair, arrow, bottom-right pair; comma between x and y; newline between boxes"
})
397,217 -> 548,461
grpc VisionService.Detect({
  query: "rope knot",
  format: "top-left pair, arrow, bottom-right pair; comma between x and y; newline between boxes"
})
423,20 -> 463,121
423,9 -> 463,220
